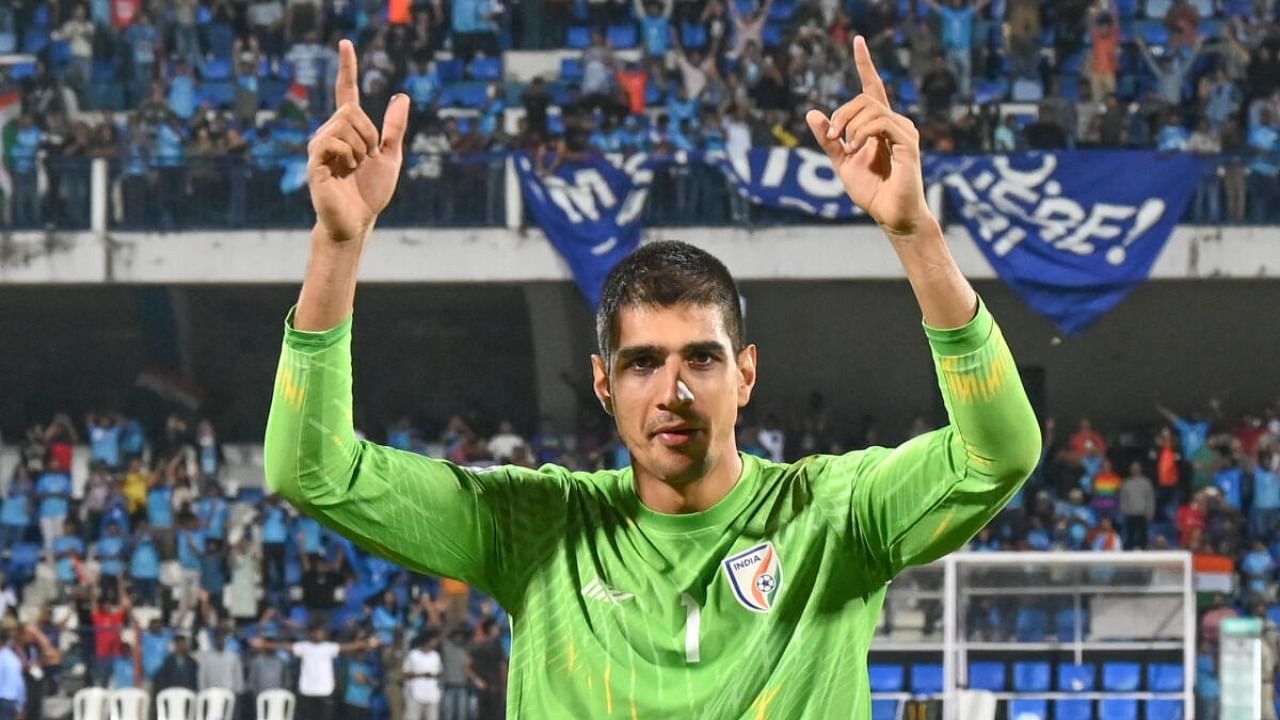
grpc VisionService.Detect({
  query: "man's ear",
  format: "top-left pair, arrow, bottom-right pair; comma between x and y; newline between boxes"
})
737,344 -> 758,408
591,354 -> 614,416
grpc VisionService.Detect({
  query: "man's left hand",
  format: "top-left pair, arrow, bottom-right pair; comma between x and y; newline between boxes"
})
805,36 -> 931,238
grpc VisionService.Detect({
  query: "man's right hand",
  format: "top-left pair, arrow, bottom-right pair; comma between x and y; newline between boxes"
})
308,39 -> 411,245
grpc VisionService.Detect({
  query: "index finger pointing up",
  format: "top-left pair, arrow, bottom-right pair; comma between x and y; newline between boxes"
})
853,35 -> 889,107
335,39 -> 359,108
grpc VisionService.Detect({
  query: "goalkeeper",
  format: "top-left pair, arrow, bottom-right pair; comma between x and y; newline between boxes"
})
265,35 -> 1041,718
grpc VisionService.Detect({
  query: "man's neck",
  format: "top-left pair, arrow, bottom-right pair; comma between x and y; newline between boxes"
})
634,449 -> 744,515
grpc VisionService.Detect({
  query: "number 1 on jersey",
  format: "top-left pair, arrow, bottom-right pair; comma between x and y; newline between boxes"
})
680,593 -> 701,663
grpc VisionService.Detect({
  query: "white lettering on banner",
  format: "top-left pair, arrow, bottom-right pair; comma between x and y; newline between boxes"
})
794,148 -> 847,199
760,147 -> 791,188
544,168 -> 617,223
939,153 -> 1170,262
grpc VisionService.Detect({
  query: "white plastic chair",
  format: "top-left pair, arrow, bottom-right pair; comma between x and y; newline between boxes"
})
108,687 -> 150,720
255,689 -> 295,720
73,687 -> 110,720
196,688 -> 236,720
156,687 -> 197,720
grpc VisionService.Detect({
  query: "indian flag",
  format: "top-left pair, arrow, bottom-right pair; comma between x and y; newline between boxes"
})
0,91 -> 20,205
280,83 -> 310,122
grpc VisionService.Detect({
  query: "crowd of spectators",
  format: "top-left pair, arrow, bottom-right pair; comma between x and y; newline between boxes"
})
3,0 -> 1280,230
2,386 -> 1280,716
0,411 -> 510,720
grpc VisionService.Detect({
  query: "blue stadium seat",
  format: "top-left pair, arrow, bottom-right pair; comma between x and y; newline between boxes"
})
470,57 -> 503,81
456,116 -> 474,135
911,664 -> 943,694
871,699 -> 898,720
560,58 -> 584,82
868,664 -> 904,692
680,22 -> 709,50
1012,661 -> 1051,692
1144,0 -> 1172,18
607,24 -> 638,49
1053,698 -> 1093,720
567,26 -> 592,49
1222,0 -> 1251,15
450,82 -> 490,109
644,83 -> 663,105
9,63 -> 36,81
1102,662 -> 1141,692
199,81 -> 236,107
1008,698 -> 1047,720
1100,698 -> 1138,720
201,58 -> 233,81
967,661 -> 1005,691
1057,663 -> 1096,692
1147,663 -> 1185,692
1116,0 -> 1139,18
1146,699 -> 1185,720
547,114 -> 565,135
1014,607 -> 1048,641
437,58 -> 466,84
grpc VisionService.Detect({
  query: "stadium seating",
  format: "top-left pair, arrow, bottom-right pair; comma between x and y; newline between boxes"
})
1012,661 -> 1051,693
911,664 -> 943,694
868,664 -> 904,692
1008,698 -> 1047,720
73,687 -> 110,720
255,690 -> 295,720
1099,698 -> 1139,720
1053,698 -> 1093,720
870,699 -> 898,720
1147,663 -> 1185,692
1146,699 -> 1185,720
1102,662 -> 1142,692
195,688 -> 235,720
1058,663 -> 1096,692
967,661 -> 1005,691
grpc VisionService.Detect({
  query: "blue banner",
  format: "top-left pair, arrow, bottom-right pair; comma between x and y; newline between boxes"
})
929,151 -> 1201,334
516,149 -> 1200,331
513,152 -> 650,306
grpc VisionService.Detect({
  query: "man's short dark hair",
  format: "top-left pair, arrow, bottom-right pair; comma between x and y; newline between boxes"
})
595,241 -> 745,361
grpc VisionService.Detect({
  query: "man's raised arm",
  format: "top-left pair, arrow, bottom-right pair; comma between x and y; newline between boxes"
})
804,37 -> 1041,575
263,41 -> 567,606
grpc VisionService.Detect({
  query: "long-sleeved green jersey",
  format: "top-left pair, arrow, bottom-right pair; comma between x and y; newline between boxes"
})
264,299 -> 1040,719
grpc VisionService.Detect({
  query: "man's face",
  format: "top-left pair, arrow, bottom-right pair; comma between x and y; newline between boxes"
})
592,303 -> 756,488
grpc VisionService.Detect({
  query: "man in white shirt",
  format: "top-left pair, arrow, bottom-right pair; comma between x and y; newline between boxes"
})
403,628 -> 443,720
253,623 -> 376,720
485,421 -> 526,464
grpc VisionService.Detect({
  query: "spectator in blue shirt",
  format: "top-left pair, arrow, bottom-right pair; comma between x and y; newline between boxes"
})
0,628 -> 25,719
342,640 -> 380,719
922,0 -> 992,99
129,525 -> 161,605
0,477 -> 31,551
635,0 -> 673,61
195,484 -> 229,542
175,513 -> 206,626
452,0 -> 500,62
261,497 -> 291,593
52,525 -> 84,595
94,522 -> 128,582
140,619 -> 173,680
122,13 -> 159,88
1252,459 -> 1280,538
87,413 -> 123,469
36,472 -> 71,557
8,114 -> 43,229
1247,108 -> 1279,222
403,60 -> 442,109
111,641 -> 142,689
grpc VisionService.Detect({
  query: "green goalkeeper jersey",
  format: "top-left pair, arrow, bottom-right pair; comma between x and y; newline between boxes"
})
264,299 -> 1040,719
